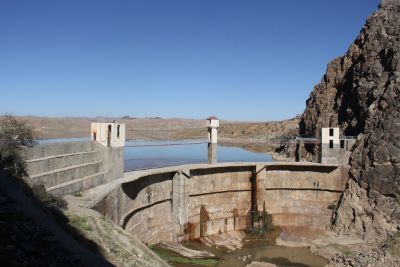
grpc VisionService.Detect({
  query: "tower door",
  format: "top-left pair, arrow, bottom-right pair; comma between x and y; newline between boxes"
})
107,125 -> 112,147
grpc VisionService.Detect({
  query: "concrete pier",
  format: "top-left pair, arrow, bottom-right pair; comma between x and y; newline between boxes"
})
207,116 -> 219,164
207,144 -> 217,164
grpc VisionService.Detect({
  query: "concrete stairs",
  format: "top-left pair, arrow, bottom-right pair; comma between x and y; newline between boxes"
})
25,141 -> 107,195
46,171 -> 108,195
27,151 -> 99,174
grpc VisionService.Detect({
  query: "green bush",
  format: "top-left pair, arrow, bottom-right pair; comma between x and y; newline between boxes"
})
0,114 -> 36,176
69,214 -> 93,232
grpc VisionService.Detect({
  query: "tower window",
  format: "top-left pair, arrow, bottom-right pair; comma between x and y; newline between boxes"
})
329,128 -> 334,136
117,125 -> 120,138
340,140 -> 345,149
329,140 -> 334,149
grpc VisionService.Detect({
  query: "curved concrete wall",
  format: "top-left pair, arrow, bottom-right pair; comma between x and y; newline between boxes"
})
92,162 -> 348,245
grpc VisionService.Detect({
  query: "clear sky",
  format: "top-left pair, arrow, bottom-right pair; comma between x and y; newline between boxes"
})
0,0 -> 380,121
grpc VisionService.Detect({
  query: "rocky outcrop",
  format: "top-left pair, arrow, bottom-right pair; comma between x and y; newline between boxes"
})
333,179 -> 399,241
327,233 -> 400,267
300,0 -> 400,241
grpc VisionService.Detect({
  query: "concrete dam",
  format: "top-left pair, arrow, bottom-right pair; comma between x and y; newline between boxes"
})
92,162 -> 347,245
21,120 -> 352,265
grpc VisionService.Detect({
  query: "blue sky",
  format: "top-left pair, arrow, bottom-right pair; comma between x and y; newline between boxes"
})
0,0 -> 380,121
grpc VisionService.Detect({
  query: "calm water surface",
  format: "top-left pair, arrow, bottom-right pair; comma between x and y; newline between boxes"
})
37,138 -> 272,171
124,139 -> 272,171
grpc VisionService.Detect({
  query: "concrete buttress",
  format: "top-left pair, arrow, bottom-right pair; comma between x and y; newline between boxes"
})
172,170 -> 190,234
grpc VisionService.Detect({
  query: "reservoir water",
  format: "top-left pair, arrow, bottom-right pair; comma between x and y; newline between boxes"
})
37,138 -> 272,171
124,140 -> 272,171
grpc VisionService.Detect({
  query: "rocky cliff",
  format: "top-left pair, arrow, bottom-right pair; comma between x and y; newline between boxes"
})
300,0 -> 400,241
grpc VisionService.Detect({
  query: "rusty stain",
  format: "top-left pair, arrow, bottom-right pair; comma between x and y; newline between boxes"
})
185,222 -> 197,240
251,168 -> 258,228
200,206 -> 209,237
233,208 -> 239,230
256,167 -> 262,209
233,208 -> 239,217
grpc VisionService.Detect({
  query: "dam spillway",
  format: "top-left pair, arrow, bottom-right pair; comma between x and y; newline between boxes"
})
91,162 -> 348,245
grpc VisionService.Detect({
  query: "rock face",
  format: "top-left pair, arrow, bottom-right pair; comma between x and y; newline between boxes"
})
328,236 -> 400,267
300,0 -> 400,241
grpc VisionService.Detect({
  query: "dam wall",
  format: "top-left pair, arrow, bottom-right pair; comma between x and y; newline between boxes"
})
257,164 -> 348,240
92,162 -> 348,245
23,141 -> 124,195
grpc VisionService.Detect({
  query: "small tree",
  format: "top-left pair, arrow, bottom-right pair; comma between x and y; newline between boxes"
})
0,115 -> 36,176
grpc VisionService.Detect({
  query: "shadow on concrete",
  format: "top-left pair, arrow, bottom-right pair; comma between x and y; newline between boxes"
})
0,169 -> 113,267
121,199 -> 171,229
121,172 -> 174,200
120,172 -> 175,229
191,166 -> 254,177
265,164 -> 337,173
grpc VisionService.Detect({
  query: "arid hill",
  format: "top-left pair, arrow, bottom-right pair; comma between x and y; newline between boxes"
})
7,116 -> 299,152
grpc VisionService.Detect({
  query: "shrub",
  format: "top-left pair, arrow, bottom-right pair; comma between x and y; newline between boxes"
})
69,214 -> 92,232
328,203 -> 337,210
31,183 -> 68,210
0,114 -> 36,176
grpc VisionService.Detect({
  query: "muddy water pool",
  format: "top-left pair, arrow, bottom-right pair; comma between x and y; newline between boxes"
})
153,229 -> 329,267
